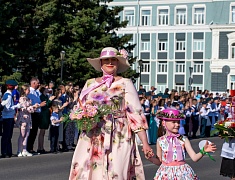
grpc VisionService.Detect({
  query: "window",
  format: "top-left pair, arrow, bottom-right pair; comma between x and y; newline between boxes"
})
194,7 -> 205,25
193,39 -> 204,51
175,62 -> 185,73
124,10 -> 135,26
193,62 -> 203,73
192,85 -> 203,91
231,5 -> 235,23
157,84 -> 167,93
176,40 -> 186,51
143,85 -> 150,91
232,43 -> 235,59
158,62 -> 167,73
158,9 -> 169,25
142,62 -> 150,73
175,85 -> 185,92
176,8 -> 186,25
141,40 -> 150,51
158,40 -> 168,51
141,10 -> 151,26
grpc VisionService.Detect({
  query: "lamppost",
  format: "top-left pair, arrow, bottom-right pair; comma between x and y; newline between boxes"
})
60,51 -> 65,83
138,59 -> 143,86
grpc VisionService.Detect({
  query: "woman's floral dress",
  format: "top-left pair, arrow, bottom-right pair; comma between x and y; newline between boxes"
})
154,136 -> 199,180
69,78 -> 148,180
15,96 -> 34,129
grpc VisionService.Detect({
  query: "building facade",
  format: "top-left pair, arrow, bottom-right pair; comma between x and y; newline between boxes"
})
109,0 -> 235,93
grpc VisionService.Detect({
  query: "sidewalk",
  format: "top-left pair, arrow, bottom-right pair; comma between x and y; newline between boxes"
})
0,127 -> 51,156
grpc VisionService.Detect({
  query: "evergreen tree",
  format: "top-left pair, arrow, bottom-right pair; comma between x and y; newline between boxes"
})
0,0 -> 137,86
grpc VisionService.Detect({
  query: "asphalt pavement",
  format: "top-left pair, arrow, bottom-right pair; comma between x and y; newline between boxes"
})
0,128 -> 231,180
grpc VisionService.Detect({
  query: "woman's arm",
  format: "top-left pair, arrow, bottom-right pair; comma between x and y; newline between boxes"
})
137,130 -> 154,159
148,140 -> 162,165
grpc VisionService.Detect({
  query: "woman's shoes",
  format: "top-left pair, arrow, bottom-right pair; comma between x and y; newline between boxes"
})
21,151 -> 33,157
17,151 -> 33,157
17,152 -> 23,157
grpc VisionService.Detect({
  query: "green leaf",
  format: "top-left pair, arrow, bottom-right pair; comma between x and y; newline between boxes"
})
210,129 -> 219,136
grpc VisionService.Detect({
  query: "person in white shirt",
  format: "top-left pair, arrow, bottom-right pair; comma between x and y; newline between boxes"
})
199,101 -> 210,138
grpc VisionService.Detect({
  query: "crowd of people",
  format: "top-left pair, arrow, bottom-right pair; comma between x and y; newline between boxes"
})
0,78 -> 81,158
0,46 -> 234,179
138,87 -> 235,144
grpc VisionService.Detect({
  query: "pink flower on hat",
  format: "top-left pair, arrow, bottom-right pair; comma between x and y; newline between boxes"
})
118,49 -> 128,59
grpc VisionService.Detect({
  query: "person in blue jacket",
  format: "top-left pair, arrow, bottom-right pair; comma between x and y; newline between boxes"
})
1,80 -> 20,158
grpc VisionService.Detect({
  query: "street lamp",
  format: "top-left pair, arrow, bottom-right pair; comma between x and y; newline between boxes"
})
138,59 -> 143,86
60,51 -> 65,83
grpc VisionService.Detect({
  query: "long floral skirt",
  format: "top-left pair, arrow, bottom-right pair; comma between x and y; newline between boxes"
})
69,119 -> 145,180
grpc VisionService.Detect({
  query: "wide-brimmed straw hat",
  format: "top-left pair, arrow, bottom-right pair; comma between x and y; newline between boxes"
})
157,109 -> 185,121
87,47 -> 130,73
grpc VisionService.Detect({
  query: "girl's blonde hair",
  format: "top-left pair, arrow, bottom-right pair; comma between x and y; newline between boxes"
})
20,84 -> 30,97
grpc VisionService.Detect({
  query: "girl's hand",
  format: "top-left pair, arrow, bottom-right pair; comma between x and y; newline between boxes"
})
142,144 -> 154,159
204,141 -> 217,153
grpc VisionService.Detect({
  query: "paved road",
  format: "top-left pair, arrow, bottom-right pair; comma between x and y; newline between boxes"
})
0,128 -> 230,180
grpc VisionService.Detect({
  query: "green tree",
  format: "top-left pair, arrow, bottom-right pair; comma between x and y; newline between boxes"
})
0,1 -> 46,83
0,0 -> 138,86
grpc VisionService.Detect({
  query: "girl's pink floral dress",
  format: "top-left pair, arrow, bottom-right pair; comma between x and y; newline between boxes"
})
154,136 -> 199,180
15,96 -> 34,129
69,78 -> 148,180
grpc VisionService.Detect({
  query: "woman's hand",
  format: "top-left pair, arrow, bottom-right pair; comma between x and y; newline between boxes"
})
49,95 -> 56,101
204,141 -> 217,153
142,143 -> 154,159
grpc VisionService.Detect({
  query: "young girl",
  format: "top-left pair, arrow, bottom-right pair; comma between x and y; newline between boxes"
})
149,108 -> 217,179
16,84 -> 39,157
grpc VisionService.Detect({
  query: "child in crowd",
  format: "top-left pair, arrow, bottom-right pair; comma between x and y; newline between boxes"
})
199,101 -> 210,138
183,101 -> 192,137
224,98 -> 231,119
16,84 -> 39,157
191,99 -> 200,138
148,109 -> 216,179
50,104 -> 64,153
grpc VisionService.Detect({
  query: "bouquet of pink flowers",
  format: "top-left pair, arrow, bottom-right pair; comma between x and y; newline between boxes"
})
63,100 -> 112,132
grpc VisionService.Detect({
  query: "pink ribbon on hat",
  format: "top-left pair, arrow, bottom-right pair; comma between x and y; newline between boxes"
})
100,50 -> 117,57
99,49 -> 128,60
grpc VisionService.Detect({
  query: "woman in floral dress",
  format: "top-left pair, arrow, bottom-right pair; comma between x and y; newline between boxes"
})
69,47 -> 155,180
